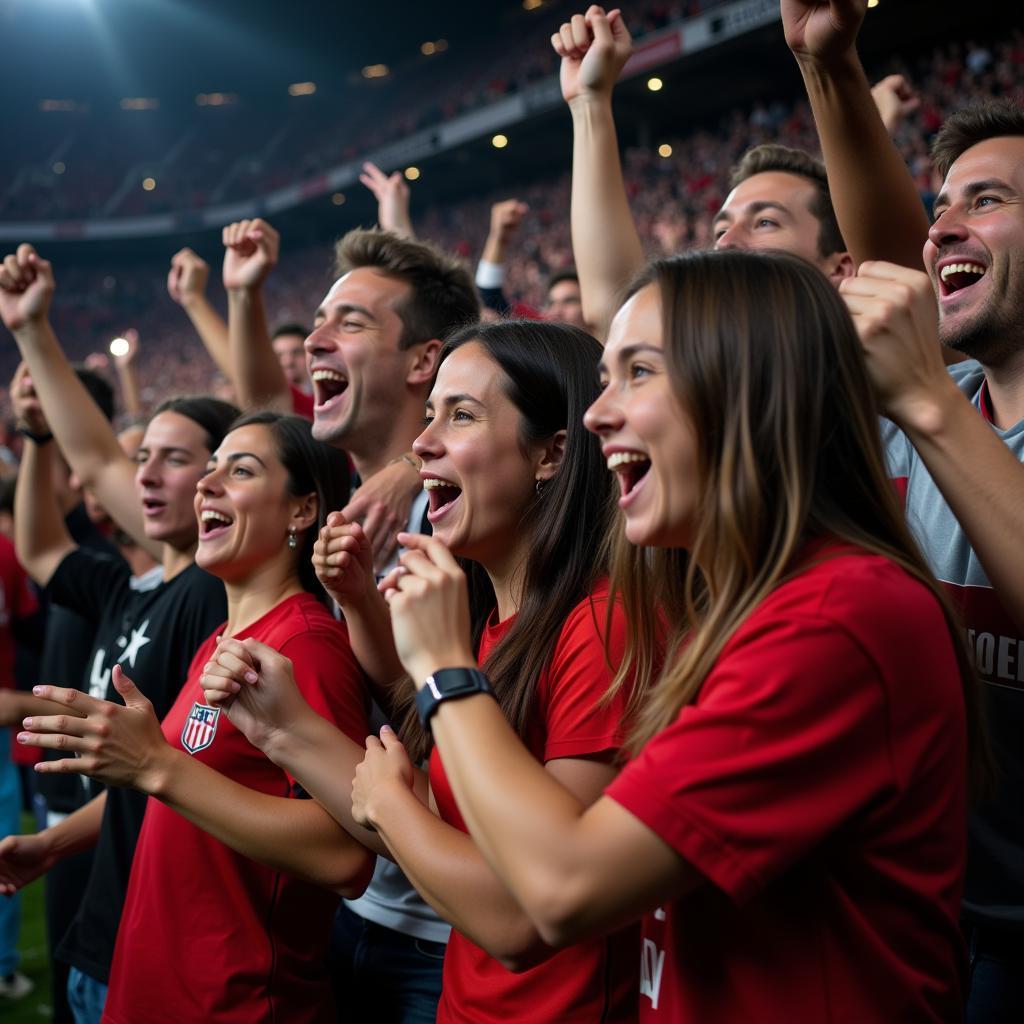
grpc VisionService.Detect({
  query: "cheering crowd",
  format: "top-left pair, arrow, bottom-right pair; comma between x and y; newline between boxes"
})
0,2 -> 1021,1021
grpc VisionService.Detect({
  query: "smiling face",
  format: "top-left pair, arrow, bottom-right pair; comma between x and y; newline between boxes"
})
305,267 -> 417,454
925,136 -> 1024,365
584,285 -> 699,549
413,342 -> 549,567
194,423 -> 313,583
134,411 -> 213,550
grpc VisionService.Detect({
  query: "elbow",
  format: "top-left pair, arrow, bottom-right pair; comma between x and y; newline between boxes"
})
331,850 -> 376,899
516,868 -> 594,951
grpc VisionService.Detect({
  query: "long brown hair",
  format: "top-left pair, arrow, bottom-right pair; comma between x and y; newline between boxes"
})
398,320 -> 616,762
609,250 -> 990,794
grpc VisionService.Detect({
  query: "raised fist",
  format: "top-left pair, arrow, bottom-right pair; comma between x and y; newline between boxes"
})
0,244 -> 55,332
552,6 -> 632,105
167,248 -> 210,305
222,218 -> 280,291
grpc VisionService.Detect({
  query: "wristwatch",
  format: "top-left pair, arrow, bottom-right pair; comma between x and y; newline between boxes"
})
416,667 -> 494,731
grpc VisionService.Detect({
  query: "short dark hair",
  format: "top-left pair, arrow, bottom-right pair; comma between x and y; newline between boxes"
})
334,229 -> 480,350
545,269 -> 580,295
151,395 -> 240,454
228,410 -> 350,604
72,366 -> 116,422
271,323 -> 310,341
932,100 -> 1024,178
729,144 -> 845,258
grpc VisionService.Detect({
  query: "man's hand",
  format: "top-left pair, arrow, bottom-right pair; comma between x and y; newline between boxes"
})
9,362 -> 48,435
167,248 -> 210,307
552,5 -> 632,106
870,74 -> 920,135
359,162 -> 414,239
0,832 -> 58,896
0,244 -> 55,332
489,200 -> 528,244
781,0 -> 867,66
222,219 -> 280,292
343,458 -> 422,572
839,261 -> 952,430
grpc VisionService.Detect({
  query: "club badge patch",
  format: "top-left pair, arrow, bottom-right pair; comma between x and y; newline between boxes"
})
181,702 -> 221,755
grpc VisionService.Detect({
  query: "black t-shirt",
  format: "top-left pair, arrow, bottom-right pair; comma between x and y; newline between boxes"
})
36,506 -> 124,814
46,548 -> 226,982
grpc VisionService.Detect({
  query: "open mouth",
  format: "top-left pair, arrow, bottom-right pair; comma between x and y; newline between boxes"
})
607,451 -> 652,502
939,261 -> 986,297
423,477 -> 463,522
312,368 -> 349,408
142,498 -> 167,518
199,508 -> 234,539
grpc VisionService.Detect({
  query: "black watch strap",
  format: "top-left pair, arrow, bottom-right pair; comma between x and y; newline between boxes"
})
17,426 -> 54,444
416,667 -> 494,731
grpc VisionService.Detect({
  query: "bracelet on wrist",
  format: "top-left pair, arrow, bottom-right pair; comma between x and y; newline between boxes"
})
17,426 -> 54,444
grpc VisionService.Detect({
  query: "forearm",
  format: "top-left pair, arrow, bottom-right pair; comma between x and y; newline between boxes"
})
180,295 -> 232,377
227,288 -> 290,411
150,746 -> 374,894
568,95 -> 645,341
797,51 -> 930,269
115,363 -> 143,421
897,384 -> 1024,631
340,586 -> 406,699
14,439 -> 75,585
370,781 -> 550,968
264,712 -> 391,856
44,790 -> 106,859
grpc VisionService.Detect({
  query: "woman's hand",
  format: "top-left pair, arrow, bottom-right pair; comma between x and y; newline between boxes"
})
313,512 -> 377,607
199,637 -> 315,756
379,532 -> 476,688
351,725 -> 415,829
19,667 -> 173,794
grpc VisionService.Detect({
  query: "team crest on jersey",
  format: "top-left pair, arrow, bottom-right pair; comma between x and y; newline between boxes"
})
181,702 -> 221,754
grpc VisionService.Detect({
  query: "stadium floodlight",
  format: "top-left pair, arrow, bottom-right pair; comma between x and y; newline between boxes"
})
658,144 -> 673,158
647,77 -> 664,92
288,82 -> 316,97
142,177 -> 156,191
404,167 -> 421,181
331,193 -> 346,206
492,134 -> 508,149
109,337 -> 130,357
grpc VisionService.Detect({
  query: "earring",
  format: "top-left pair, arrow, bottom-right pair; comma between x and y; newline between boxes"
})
535,478 -> 545,495
287,527 -> 298,550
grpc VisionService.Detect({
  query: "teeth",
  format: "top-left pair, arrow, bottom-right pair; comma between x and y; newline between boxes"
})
423,478 -> 459,491
606,452 -> 649,470
940,262 -> 986,281
312,369 -> 346,383
201,510 -> 232,525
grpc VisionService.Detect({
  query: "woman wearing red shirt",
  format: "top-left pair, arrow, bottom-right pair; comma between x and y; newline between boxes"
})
371,251 -> 986,1023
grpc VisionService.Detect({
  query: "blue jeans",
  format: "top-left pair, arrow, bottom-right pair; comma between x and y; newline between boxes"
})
67,967 -> 107,1024
330,903 -> 445,1024
965,923 -> 1024,1023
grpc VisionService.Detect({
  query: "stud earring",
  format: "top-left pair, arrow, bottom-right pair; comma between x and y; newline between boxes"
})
287,527 -> 298,550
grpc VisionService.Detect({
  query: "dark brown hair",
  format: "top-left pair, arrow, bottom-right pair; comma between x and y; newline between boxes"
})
398,319 -> 615,762
729,144 -> 845,258
931,100 -> 1024,178
335,229 -> 480,350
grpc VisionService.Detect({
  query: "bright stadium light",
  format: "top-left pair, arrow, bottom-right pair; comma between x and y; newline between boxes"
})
867,0 -> 879,6
109,337 -> 130,358
647,77 -> 663,92
492,134 -> 508,149
288,82 -> 316,97
331,192 -> 346,205
142,177 -> 156,191
404,166 -> 420,181
658,144 -> 673,158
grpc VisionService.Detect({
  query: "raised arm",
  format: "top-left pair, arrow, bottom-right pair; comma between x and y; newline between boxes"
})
22,670 -> 374,896
167,248 -> 232,377
782,0 -> 930,269
475,200 -> 529,316
359,162 -> 416,240
112,328 -> 143,422
10,363 -> 76,586
554,6 -> 643,342
222,219 -> 292,412
0,245 -> 157,556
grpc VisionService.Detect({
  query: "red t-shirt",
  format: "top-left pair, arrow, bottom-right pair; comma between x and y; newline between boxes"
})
290,384 -> 314,421
103,592 -> 369,1024
430,582 -> 640,1024
0,534 -> 40,765
606,547 -> 968,1023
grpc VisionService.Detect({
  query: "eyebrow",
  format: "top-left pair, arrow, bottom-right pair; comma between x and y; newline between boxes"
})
598,343 -> 663,374
208,451 -> 268,469
713,200 -> 793,226
425,392 -> 485,411
137,446 -> 193,458
933,179 -> 1013,214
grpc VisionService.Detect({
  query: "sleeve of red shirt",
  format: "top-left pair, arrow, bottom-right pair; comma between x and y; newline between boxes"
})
606,611 -> 892,906
541,591 -> 631,763
279,622 -> 369,751
289,385 -> 315,421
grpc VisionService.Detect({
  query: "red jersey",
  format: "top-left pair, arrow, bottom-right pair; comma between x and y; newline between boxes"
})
290,385 -> 314,421
103,593 -> 369,1024
430,582 -> 639,1023
606,547 -> 968,1023
0,533 -> 40,766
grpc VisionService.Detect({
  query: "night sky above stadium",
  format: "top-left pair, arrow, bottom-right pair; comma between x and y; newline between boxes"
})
1,0 -> 515,106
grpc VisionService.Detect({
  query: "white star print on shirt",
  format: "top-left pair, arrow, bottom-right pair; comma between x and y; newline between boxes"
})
117,619 -> 152,669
